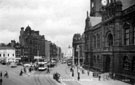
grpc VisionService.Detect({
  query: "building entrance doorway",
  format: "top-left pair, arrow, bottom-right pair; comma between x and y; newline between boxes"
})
104,55 -> 111,72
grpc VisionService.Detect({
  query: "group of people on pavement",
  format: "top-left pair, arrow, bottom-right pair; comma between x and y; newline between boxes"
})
70,66 -> 81,81
69,65 -> 116,82
0,71 -> 9,85
19,66 -> 33,76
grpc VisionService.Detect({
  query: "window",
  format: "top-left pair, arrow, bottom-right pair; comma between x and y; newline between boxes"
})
93,35 -> 96,48
0,54 -> 1,57
132,57 -> 135,72
93,55 -> 96,63
13,54 -> 14,56
133,26 -> 135,45
3,54 -> 5,57
124,23 -> 130,45
123,56 -> 131,71
8,54 -> 9,56
97,34 -> 100,48
125,29 -> 130,45
97,55 -> 100,62
107,33 -> 113,47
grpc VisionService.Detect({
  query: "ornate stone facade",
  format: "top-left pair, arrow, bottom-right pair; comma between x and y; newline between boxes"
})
84,0 -> 135,83
19,26 -> 45,62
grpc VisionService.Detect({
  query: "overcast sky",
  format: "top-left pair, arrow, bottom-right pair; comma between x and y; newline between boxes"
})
0,0 -> 101,53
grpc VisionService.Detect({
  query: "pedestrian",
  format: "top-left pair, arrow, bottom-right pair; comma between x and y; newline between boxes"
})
82,69 -> 84,74
98,74 -> 101,81
78,72 -> 80,81
72,70 -> 74,77
24,67 -> 26,73
4,71 -> 8,78
113,73 -> 115,80
70,67 -> 73,72
0,77 -> 2,85
20,69 -> 23,76
0,72 -> 2,85
87,71 -> 89,76
29,67 -> 32,72
0,72 -> 2,77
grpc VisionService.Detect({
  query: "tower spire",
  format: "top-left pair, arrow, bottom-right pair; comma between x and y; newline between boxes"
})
87,11 -> 89,17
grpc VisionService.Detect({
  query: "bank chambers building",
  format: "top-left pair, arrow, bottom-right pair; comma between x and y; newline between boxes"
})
84,0 -> 135,82
19,26 -> 45,62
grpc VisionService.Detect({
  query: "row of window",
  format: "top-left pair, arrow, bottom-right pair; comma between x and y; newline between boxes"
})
123,56 -> 135,72
93,34 -> 101,48
93,33 -> 113,49
0,54 -> 15,57
124,22 -> 135,45
86,22 -> 135,49
93,55 -> 101,63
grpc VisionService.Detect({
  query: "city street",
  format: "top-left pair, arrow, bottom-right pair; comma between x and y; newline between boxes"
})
0,62 -> 130,85
0,64 -> 61,85
0,63 -> 81,85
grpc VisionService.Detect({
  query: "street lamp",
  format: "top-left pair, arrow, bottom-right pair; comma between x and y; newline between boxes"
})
76,45 -> 80,72
72,47 -> 74,67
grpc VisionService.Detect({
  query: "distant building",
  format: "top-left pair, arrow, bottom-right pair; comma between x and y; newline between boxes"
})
45,40 -> 51,61
72,34 -> 85,66
50,43 -> 57,60
56,46 -> 62,61
8,40 -> 21,62
19,26 -> 45,62
66,46 -> 72,59
0,47 -> 16,63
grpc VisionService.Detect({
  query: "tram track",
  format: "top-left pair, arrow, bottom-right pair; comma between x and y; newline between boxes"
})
33,71 -> 43,85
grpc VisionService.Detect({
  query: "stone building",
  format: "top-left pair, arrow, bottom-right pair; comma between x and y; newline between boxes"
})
84,0 -> 135,82
45,40 -> 51,61
8,40 -> 21,62
72,33 -> 85,66
19,26 -> 45,62
50,43 -> 57,60
0,47 -> 16,63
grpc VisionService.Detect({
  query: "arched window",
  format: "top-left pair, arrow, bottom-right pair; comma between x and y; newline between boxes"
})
97,55 -> 100,62
93,55 -> 96,63
133,26 -> 135,45
97,34 -> 100,48
107,33 -> 113,47
123,56 -> 131,71
132,57 -> 135,72
93,35 -> 96,48
124,23 -> 130,45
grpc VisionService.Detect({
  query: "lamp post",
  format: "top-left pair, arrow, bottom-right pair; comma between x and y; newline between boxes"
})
72,47 -> 74,67
76,45 -> 80,72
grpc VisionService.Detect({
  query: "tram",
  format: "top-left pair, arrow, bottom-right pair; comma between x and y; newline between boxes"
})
37,58 -> 47,71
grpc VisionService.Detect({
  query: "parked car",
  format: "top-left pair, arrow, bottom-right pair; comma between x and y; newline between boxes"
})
10,62 -> 17,68
23,63 -> 32,67
62,60 -> 66,64
53,72 -> 60,82
67,62 -> 72,66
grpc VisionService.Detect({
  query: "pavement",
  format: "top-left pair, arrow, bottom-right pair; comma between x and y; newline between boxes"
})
67,65 -> 130,85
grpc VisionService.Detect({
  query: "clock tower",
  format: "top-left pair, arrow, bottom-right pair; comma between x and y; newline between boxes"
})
90,0 -> 102,16
101,0 -> 122,21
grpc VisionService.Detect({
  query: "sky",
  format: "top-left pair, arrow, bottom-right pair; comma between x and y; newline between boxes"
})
0,0 -> 101,53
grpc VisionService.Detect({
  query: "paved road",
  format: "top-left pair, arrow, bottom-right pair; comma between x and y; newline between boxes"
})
0,63 -> 81,85
0,64 -> 60,85
50,63 -> 81,85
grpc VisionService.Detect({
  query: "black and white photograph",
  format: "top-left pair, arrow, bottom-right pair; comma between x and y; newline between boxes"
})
0,0 -> 135,85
